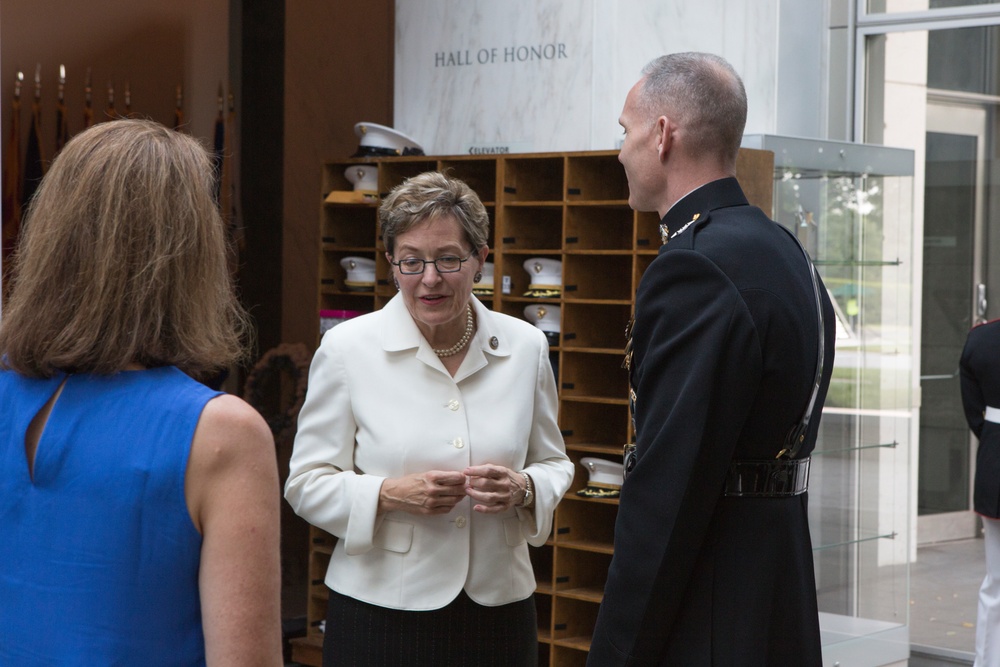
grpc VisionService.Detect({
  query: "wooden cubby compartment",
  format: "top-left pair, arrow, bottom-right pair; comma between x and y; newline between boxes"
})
559,399 -> 629,449
560,351 -> 629,402
552,596 -> 599,652
531,542 -> 556,593
563,254 -> 632,301
320,204 -> 378,249
536,591 -> 554,644
635,210 -> 661,249
294,148 -> 775,666
561,303 -> 631,350
378,159 -> 437,193
503,157 -> 564,202
564,204 -> 635,251
565,153 -> 629,202
500,205 -> 563,251
554,547 -> 612,602
317,290 -> 375,315
554,498 -> 617,551
538,642 -> 553,666
321,162 -> 360,196
551,645 -> 589,667
439,158 -> 498,202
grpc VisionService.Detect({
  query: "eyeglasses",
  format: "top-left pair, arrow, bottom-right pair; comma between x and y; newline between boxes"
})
391,252 -> 475,275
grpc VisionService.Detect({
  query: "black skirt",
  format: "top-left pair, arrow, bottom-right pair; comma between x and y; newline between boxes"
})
322,588 -> 538,667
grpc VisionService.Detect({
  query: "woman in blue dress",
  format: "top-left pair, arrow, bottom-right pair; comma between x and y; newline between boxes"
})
0,119 -> 283,666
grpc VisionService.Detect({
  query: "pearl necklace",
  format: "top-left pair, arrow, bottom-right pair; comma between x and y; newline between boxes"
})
434,305 -> 475,357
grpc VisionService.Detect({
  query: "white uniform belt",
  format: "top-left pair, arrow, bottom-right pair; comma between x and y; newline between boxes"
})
986,406 -> 1000,423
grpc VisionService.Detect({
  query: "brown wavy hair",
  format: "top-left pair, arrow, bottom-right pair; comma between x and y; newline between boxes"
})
0,119 -> 251,378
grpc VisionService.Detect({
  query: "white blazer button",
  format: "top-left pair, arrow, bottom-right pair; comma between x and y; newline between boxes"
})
455,516 -> 467,528
447,399 -> 460,411
453,438 -> 464,449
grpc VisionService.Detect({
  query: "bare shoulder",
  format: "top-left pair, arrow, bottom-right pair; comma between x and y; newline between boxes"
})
186,394 -> 276,533
194,394 -> 273,460
188,393 -> 283,664
199,393 -> 271,437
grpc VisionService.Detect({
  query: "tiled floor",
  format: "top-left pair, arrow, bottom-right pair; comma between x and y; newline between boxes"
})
910,538 -> 982,664
286,539 -> 988,666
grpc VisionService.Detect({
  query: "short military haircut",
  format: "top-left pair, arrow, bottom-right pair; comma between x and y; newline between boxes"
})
639,52 -> 748,166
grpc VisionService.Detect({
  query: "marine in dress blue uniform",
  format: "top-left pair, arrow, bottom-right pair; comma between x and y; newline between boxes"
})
960,319 -> 1000,666
588,53 -> 836,666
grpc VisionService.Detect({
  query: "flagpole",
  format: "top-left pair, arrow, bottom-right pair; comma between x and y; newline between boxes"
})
22,64 -> 46,213
221,88 -> 236,225
105,80 -> 115,121
83,68 -> 93,129
221,87 -> 241,273
55,64 -> 68,155
213,82 -> 225,203
173,84 -> 184,130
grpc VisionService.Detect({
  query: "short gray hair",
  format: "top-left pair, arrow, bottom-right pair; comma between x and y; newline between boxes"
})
639,52 -> 747,166
379,171 -> 490,256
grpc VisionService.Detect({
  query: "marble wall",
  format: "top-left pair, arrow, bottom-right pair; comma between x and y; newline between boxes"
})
394,0 -> 788,155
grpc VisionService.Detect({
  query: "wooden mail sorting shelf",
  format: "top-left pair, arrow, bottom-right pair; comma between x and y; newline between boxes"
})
293,149 -> 774,666
323,190 -> 378,204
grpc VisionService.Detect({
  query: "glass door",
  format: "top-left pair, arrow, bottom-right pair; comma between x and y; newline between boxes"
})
918,101 -> 988,544
861,18 -> 1000,544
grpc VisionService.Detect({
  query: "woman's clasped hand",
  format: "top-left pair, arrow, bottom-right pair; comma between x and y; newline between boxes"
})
378,464 -> 527,515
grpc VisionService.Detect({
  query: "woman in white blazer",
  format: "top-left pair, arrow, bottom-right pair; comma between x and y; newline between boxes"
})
285,171 -> 574,666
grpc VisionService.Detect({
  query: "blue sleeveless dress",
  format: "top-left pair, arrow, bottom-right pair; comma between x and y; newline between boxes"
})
0,367 -> 221,666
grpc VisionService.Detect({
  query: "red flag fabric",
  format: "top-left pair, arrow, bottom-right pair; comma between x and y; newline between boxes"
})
173,85 -> 183,131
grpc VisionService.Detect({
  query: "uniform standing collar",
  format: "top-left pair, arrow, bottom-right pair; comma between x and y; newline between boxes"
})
661,177 -> 748,231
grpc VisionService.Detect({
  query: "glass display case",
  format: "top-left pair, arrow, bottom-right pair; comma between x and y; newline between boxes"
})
742,135 -> 916,666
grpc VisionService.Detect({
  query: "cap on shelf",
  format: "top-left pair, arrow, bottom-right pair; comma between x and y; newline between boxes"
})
576,457 -> 624,499
351,122 -> 425,158
523,257 -> 561,298
339,256 -> 376,291
344,165 -> 378,193
524,303 -> 560,347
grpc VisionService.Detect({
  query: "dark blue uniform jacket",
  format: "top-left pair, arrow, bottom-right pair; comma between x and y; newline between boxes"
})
960,319 -> 1000,519
589,177 -> 836,666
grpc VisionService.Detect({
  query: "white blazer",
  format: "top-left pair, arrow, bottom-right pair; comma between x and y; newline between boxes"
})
284,294 -> 574,610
